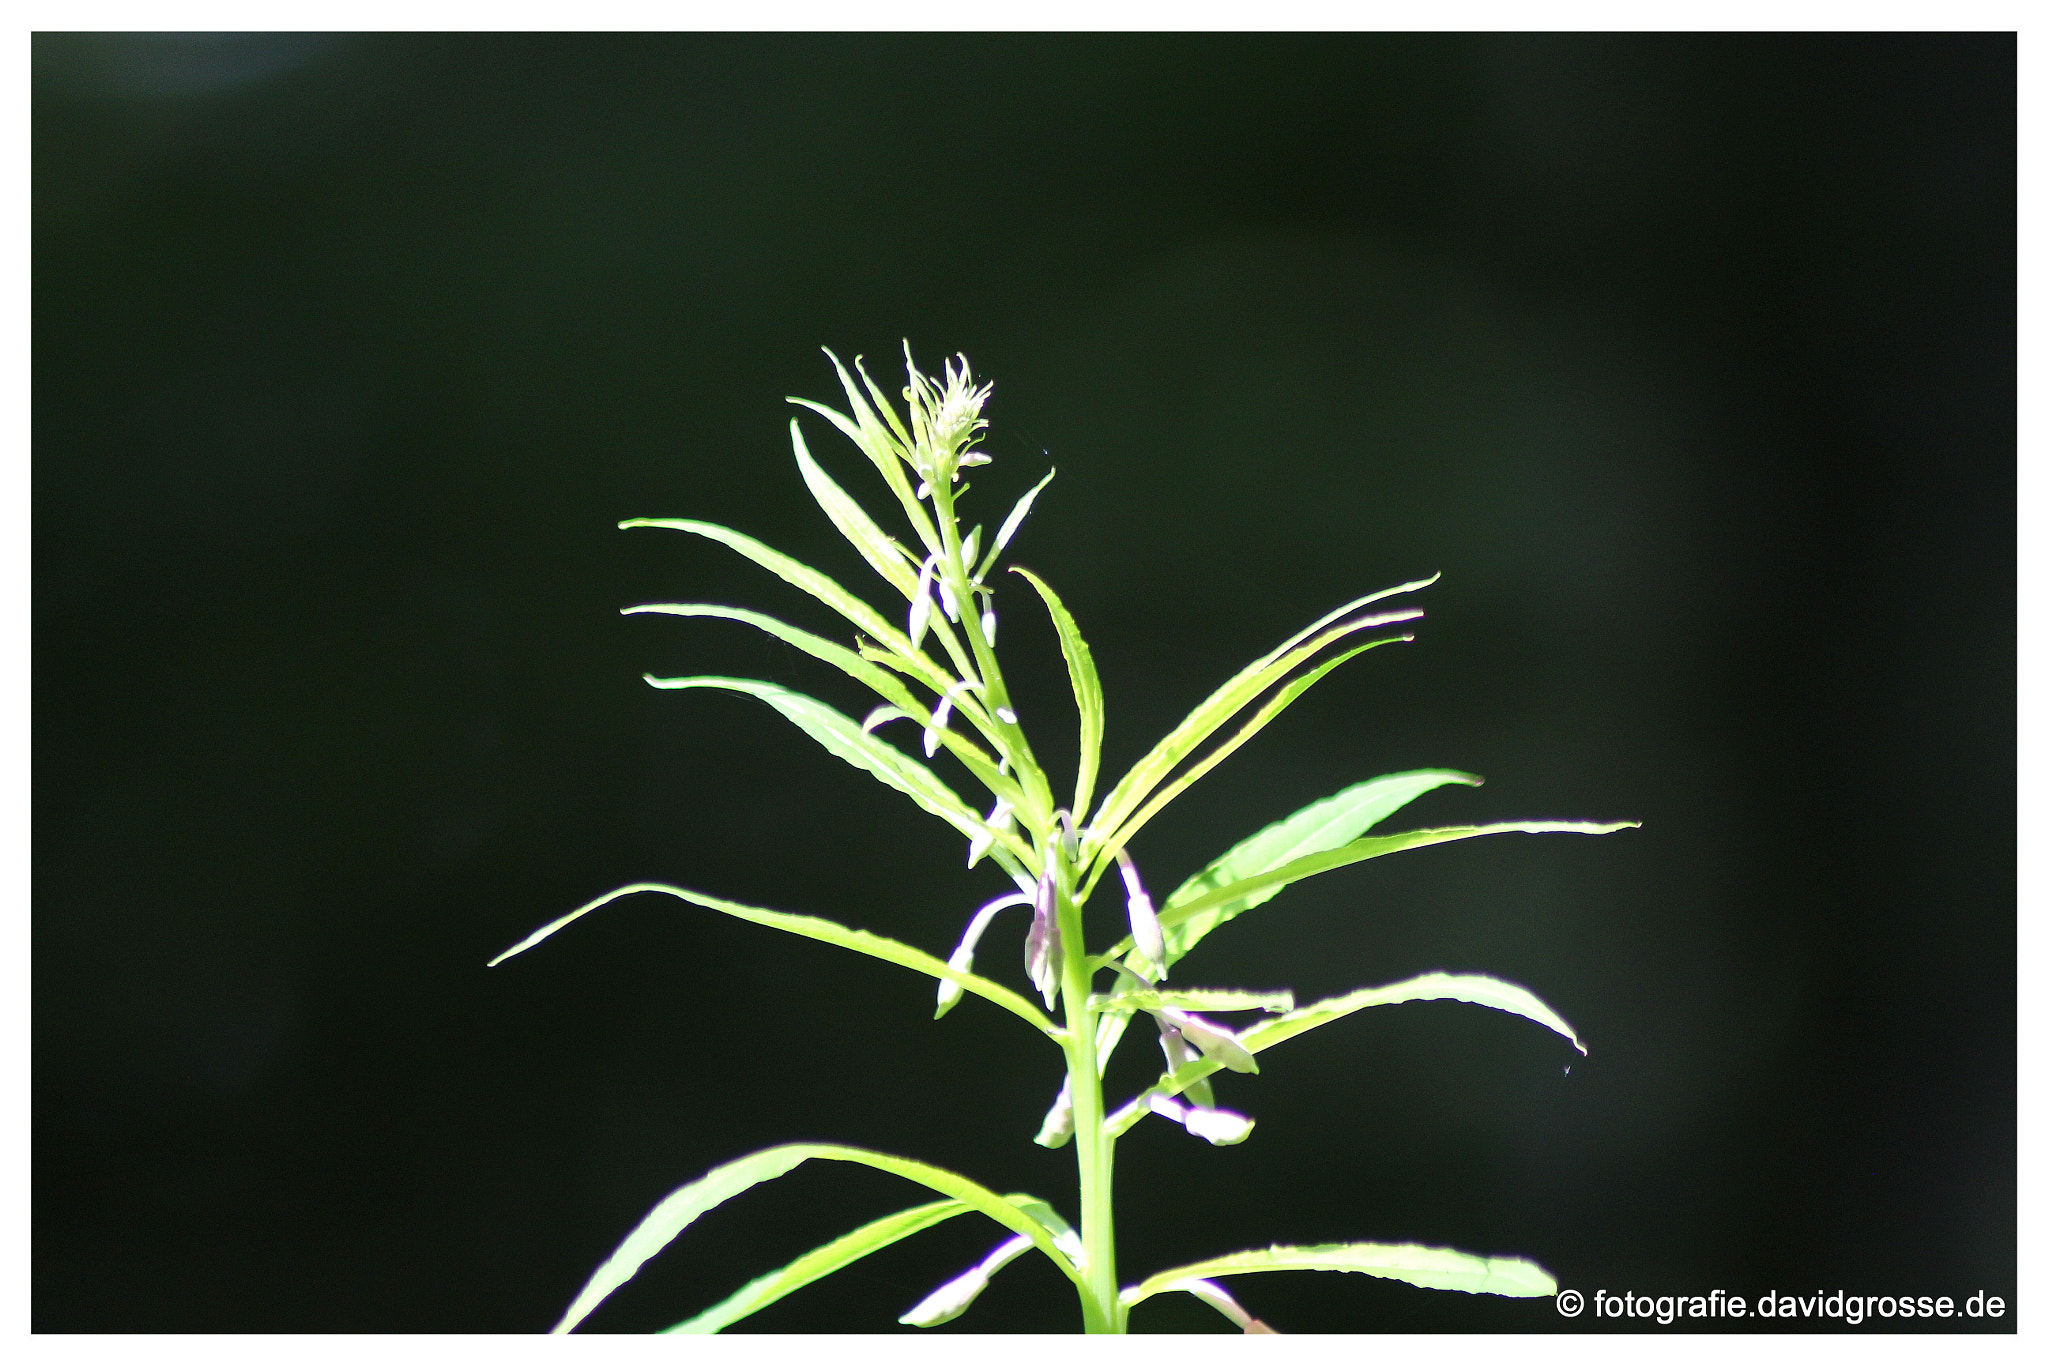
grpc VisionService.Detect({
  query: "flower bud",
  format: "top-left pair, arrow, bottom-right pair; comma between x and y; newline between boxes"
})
1183,1106 -> 1255,1145
1024,868 -> 1061,1008
1115,850 -> 1166,978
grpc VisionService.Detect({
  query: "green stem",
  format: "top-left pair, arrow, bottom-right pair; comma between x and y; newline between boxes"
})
931,479 -> 1055,822
1057,871 -> 1123,1332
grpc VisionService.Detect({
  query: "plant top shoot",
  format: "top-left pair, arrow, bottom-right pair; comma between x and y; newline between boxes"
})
491,347 -> 1637,1333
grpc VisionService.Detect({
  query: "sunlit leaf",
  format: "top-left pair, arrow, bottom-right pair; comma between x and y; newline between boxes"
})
666,1199 -> 968,1333
1106,970 -> 1588,1137
619,517 -> 943,683
1080,640 -> 1410,888
1246,970 -> 1585,1056
546,1142 -> 1082,1332
1084,579 -> 1436,864
790,420 -> 919,597
1114,770 -> 1480,966
488,882 -> 1059,1039
798,349 -> 932,544
621,603 -> 917,712
1123,1242 -> 1556,1307
979,467 -> 1056,578
1092,988 -> 1294,1014
1150,820 -> 1638,954
1009,567 -> 1105,823
637,676 -> 1032,867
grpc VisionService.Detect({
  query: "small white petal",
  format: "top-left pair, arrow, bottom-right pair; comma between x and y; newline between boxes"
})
1147,1094 -> 1189,1122
981,607 -> 997,645
1184,1107 -> 1256,1146
915,480 -> 931,499
908,571 -> 933,649
899,1266 -> 990,1328
1034,1079 -> 1076,1148
934,945 -> 973,1015
936,892 -> 1032,1019
899,1235 -> 1031,1327
1129,892 -> 1165,973
1166,1278 -> 1267,1332
960,527 -> 982,566
968,797 -> 1012,867
938,577 -> 960,622
924,695 -> 953,757
899,1267 -> 989,1327
996,706 -> 1017,724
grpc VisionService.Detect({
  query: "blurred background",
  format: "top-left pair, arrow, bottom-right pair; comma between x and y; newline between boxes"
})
33,32 -> 2013,1333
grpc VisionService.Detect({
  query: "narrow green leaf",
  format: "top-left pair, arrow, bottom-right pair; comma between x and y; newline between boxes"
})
1107,970 -> 1587,1137
849,350 -> 917,452
1009,1195 -> 1082,1260
1132,771 -> 1480,966
488,882 -> 1060,1040
629,633 -> 1029,828
1154,821 -> 1639,943
619,518 -> 943,684
622,604 -> 918,712
801,350 -> 931,543
1080,639 -> 1409,896
551,1144 -> 809,1333
790,420 -> 920,597
787,394 -> 880,466
1244,971 -> 1586,1056
638,676 -> 1032,866
549,1142 -> 1081,1333
1123,1242 -> 1556,1306
979,467 -> 1056,578
665,1199 -> 969,1333
1008,567 -> 1105,823
1093,988 -> 1295,1014
1085,582 -> 1435,862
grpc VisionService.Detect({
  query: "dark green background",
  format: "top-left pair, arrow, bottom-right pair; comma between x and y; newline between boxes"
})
35,33 -> 2014,1333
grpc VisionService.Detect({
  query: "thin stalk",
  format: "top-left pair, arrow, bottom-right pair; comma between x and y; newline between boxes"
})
1057,866 -> 1123,1332
931,478 -> 1055,821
